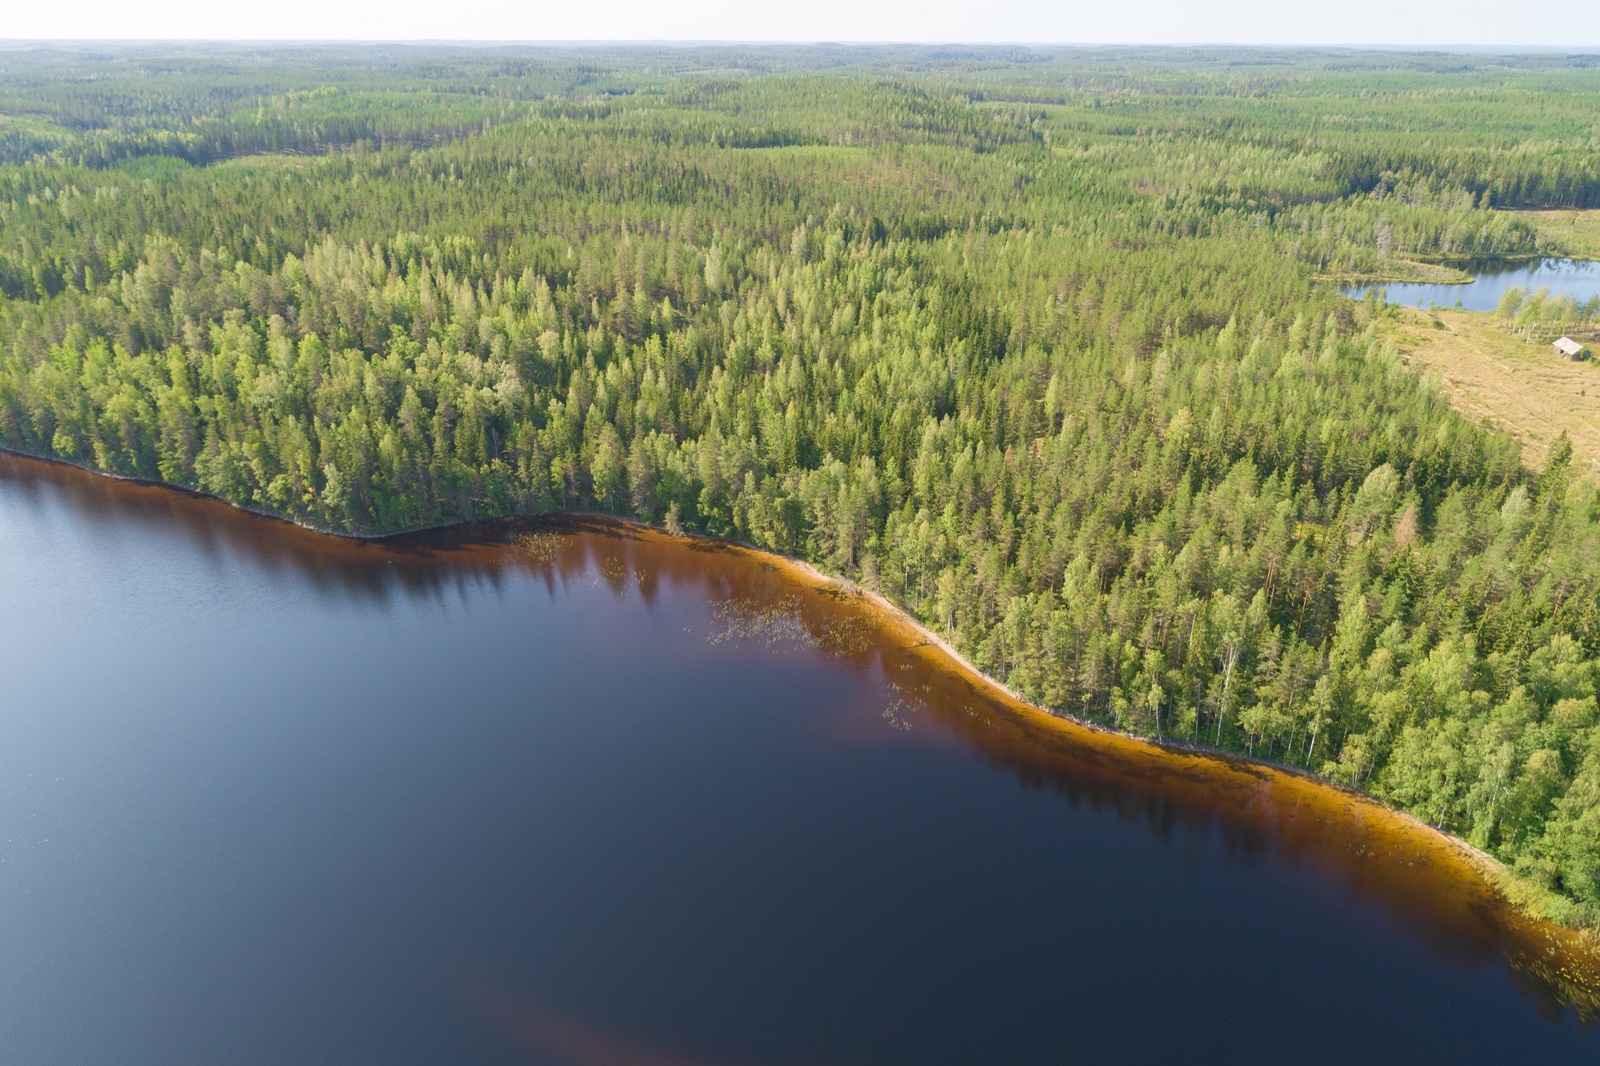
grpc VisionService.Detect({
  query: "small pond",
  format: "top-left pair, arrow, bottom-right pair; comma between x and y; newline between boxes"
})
1343,258 -> 1600,311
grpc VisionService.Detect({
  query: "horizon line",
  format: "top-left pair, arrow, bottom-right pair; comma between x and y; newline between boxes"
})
3,40 -> 1600,52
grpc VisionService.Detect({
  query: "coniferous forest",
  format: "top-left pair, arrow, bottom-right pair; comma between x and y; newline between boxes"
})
3,45 -> 1600,922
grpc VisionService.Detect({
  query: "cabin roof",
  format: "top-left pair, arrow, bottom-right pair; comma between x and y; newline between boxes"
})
1554,336 -> 1588,356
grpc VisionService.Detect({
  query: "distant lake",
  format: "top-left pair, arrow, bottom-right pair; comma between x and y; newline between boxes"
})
2,451 -> 1599,1064
1344,258 -> 1600,311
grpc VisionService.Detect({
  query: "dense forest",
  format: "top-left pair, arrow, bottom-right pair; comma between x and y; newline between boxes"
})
3,45 -> 1600,923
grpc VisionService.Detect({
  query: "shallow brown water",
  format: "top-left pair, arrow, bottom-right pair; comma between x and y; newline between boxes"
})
1,450 -> 1598,1064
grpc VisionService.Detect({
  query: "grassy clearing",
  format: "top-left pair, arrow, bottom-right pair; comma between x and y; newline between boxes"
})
1521,208 -> 1600,260
1319,259 -> 1474,286
1381,306 -> 1600,477
210,152 -> 321,170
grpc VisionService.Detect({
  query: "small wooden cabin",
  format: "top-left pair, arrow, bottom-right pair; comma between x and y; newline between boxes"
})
1553,337 -> 1591,361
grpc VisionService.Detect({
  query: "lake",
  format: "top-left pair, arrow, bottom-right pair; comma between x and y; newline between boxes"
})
1,451 -> 1598,1065
1343,257 -> 1600,311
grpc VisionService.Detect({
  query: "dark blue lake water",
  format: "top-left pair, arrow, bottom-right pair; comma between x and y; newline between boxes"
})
1,452 -> 1597,1065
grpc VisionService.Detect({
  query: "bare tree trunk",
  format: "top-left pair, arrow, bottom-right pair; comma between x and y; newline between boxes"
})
1215,646 -> 1239,748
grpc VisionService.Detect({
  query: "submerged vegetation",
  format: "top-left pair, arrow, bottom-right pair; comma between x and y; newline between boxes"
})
2,45 -> 1600,923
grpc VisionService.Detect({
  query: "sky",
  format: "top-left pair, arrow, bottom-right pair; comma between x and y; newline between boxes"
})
3,0 -> 1598,48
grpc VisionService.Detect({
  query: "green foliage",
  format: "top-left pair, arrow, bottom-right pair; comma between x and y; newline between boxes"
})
4,44 -> 1600,922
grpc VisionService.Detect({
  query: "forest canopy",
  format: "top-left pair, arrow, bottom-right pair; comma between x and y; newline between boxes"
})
3,44 -> 1600,923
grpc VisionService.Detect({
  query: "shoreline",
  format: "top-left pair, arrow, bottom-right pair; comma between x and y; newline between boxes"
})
729,530 -> 1556,917
0,444 -> 502,542
2,443 -> 1596,951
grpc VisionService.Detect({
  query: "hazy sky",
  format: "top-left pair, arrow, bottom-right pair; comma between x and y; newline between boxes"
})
4,0 -> 1597,48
